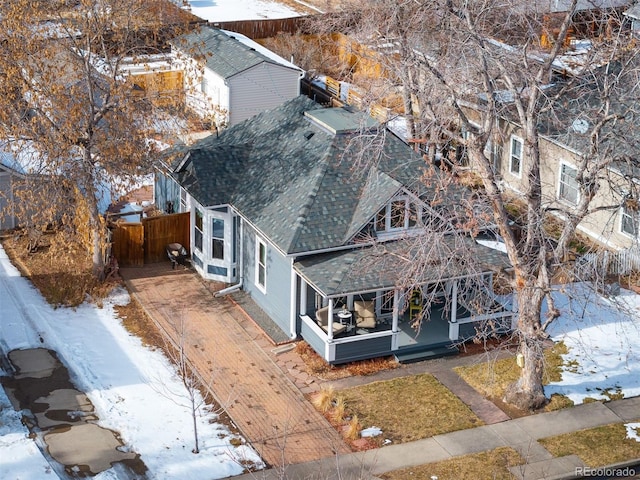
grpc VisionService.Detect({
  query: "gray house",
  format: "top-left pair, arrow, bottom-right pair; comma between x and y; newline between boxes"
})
171,26 -> 304,127
155,96 -> 513,364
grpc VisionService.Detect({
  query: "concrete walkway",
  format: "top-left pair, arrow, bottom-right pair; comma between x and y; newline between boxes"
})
232,397 -> 640,480
122,264 -> 640,479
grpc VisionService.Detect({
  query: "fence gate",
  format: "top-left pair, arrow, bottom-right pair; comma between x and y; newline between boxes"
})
112,223 -> 144,267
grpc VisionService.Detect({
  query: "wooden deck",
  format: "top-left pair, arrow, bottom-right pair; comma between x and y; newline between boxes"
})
120,263 -> 349,467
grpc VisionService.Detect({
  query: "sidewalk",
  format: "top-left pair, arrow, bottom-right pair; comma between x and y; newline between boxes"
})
122,264 -> 640,480
233,397 -> 640,480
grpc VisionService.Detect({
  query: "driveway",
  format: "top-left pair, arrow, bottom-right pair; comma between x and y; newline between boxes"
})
120,263 -> 349,467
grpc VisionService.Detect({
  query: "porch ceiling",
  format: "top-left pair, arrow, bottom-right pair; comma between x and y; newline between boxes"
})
293,236 -> 511,297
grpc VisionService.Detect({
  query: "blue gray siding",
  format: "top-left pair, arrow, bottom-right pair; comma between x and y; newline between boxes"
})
154,170 -> 181,214
333,335 -> 393,364
228,63 -> 301,126
242,223 -> 292,335
0,171 -> 16,230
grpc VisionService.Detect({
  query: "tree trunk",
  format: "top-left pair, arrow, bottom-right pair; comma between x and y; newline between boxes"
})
504,284 -> 548,411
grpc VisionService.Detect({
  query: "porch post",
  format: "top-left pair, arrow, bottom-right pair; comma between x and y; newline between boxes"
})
289,263 -> 297,339
449,281 -> 459,341
392,290 -> 399,331
327,298 -> 335,341
347,295 -> 354,310
391,289 -> 400,350
300,277 -> 307,316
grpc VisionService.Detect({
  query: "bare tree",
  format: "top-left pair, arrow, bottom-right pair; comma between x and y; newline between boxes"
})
152,311 -> 222,454
309,0 -> 640,410
0,0 -> 191,277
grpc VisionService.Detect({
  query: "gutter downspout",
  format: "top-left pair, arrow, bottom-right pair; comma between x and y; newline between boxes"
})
214,216 -> 243,297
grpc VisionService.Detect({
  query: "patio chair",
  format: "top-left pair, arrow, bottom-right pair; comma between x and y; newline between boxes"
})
354,300 -> 377,329
315,306 -> 347,335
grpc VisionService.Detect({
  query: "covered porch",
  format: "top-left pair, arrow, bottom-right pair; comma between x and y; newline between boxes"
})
293,240 -> 514,364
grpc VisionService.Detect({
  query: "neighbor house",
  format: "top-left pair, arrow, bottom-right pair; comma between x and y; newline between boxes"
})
0,151 -> 26,231
170,26 -> 305,128
466,63 -> 640,252
154,95 -> 513,364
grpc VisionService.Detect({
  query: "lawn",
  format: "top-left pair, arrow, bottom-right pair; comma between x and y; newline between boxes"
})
540,421 -> 640,467
338,374 -> 483,443
454,342 -> 573,411
380,447 -> 524,480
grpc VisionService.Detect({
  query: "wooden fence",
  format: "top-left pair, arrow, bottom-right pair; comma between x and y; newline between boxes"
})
111,212 -> 190,266
207,16 -> 308,39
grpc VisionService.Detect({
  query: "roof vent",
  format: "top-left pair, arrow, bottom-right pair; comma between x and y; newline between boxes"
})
571,118 -> 589,134
304,131 -> 315,140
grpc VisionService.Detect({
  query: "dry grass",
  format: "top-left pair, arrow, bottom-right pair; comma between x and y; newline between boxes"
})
294,341 -> 399,380
380,447 -> 524,480
539,421 -> 640,467
2,231 -> 117,307
454,342 -> 571,412
310,386 -> 335,413
339,374 -> 483,443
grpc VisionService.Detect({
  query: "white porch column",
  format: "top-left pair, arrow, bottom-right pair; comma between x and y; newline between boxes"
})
327,299 -> 335,341
391,290 -> 400,350
392,290 -> 399,332
289,263 -> 297,339
299,278 -> 307,316
449,281 -> 459,341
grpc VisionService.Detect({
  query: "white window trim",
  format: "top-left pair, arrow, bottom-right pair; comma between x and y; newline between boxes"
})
620,199 -> 639,238
557,161 -> 580,206
375,196 -> 422,232
194,208 -> 204,253
509,135 -> 523,178
179,188 -> 187,213
255,237 -> 267,294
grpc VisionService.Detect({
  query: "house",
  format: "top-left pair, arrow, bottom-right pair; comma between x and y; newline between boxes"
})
472,62 -> 640,252
0,145 -> 53,232
154,95 -> 513,364
0,152 -> 26,231
170,26 -> 305,128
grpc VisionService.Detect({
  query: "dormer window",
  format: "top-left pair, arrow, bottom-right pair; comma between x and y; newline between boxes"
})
375,197 -> 419,232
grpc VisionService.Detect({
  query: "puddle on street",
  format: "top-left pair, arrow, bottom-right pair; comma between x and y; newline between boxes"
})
1,348 -> 147,478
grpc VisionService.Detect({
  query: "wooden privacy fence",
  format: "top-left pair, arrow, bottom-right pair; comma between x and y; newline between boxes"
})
574,247 -> 640,280
208,16 -> 308,39
111,212 -> 190,266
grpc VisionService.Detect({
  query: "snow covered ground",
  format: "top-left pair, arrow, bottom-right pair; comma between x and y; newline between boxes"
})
0,245 -> 263,480
183,0 -> 317,23
545,283 -> 640,404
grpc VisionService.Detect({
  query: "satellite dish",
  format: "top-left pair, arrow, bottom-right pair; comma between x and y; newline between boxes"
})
571,118 -> 590,134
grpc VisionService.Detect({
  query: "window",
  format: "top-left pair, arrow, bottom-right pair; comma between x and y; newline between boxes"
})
201,76 -> 208,94
179,188 -> 187,213
558,163 -> 579,205
375,197 -> 420,232
256,238 -> 267,291
390,200 -> 406,229
509,136 -> 523,176
211,218 -> 224,260
194,209 -> 203,252
621,199 -> 639,237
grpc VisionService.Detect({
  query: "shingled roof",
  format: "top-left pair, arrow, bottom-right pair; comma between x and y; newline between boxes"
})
168,95 -> 468,255
171,26 -> 299,79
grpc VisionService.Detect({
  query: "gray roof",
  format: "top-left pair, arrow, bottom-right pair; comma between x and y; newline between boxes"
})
294,237 -> 511,297
168,95 -> 470,255
171,26 -> 299,79
625,3 -> 640,18
534,61 -> 640,177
